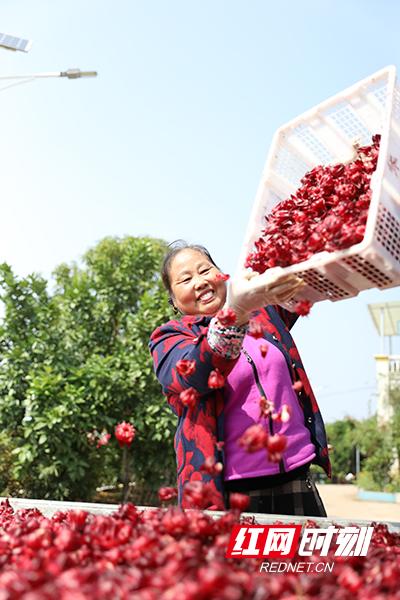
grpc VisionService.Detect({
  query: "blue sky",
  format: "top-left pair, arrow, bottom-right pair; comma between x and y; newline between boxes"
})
0,0 -> 399,422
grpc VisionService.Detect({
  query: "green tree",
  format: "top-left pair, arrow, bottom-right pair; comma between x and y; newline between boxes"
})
353,415 -> 394,490
0,236 -> 176,501
325,417 -> 358,482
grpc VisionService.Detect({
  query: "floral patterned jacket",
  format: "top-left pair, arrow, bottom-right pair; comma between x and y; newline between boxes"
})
149,306 -> 331,510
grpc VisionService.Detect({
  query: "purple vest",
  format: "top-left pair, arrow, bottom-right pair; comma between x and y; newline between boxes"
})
224,335 -> 315,480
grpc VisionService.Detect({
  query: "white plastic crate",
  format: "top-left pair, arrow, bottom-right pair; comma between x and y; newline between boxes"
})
238,66 -> 400,306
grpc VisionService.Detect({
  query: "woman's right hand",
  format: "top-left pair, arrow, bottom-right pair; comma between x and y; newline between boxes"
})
224,268 -> 306,325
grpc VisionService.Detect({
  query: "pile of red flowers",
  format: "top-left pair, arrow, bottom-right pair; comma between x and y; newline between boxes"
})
246,135 -> 380,274
0,498 -> 399,599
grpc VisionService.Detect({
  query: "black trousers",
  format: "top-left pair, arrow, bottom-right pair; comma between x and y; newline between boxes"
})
225,464 -> 327,517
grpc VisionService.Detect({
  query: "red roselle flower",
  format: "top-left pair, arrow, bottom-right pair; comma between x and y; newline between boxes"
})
179,387 -> 200,408
114,422 -> 136,448
229,493 -> 251,512
271,404 -> 291,423
216,307 -> 237,326
208,369 -> 225,389
0,488 -> 399,598
259,396 -> 274,418
176,359 -> 196,377
215,272 -> 230,281
247,320 -> 265,339
292,380 -> 303,393
279,404 -> 291,423
294,300 -> 313,316
245,135 -> 381,274
96,431 -> 111,448
158,487 -> 178,502
238,424 -> 269,452
267,433 -> 287,454
182,481 -> 214,509
0,497 -> 398,597
270,434 -> 287,451
200,456 -> 223,476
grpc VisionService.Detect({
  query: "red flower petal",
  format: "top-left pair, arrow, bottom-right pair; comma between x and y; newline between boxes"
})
292,381 -> 303,393
238,424 -> 269,452
229,493 -> 250,512
115,422 -> 136,448
215,272 -> 230,281
216,307 -> 237,326
176,359 -> 197,377
158,487 -> 178,502
208,369 -> 225,389
294,300 -> 313,316
179,387 -> 200,408
266,433 -> 287,454
247,320 -> 265,339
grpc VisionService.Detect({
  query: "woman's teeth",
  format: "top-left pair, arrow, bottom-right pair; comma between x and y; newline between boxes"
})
200,290 -> 214,302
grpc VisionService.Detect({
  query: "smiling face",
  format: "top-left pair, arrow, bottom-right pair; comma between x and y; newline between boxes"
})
168,248 -> 227,316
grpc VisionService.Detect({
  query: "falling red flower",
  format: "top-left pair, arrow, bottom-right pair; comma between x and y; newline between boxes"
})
208,369 -> 225,389
294,300 -> 313,316
114,422 -> 136,448
96,431 -> 111,449
280,404 -> 291,423
229,493 -> 251,512
292,380 -> 303,393
216,307 -> 237,326
247,320 -> 265,339
158,487 -> 178,502
271,404 -> 291,423
259,343 -> 268,358
200,456 -> 223,476
176,359 -> 196,377
216,441 -> 225,451
259,396 -> 274,418
182,481 -> 214,509
215,272 -> 230,281
179,387 -> 200,408
266,433 -> 287,454
238,424 -> 269,452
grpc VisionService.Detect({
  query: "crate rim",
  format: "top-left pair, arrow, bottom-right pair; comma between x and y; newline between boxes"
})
273,65 -> 396,138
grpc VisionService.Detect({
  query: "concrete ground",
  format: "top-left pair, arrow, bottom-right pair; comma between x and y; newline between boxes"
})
316,483 -> 400,523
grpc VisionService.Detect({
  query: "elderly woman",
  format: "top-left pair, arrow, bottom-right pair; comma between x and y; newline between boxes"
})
149,242 -> 330,515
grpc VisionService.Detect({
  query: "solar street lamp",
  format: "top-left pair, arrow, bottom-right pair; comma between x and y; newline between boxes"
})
0,32 -> 32,53
0,69 -> 98,93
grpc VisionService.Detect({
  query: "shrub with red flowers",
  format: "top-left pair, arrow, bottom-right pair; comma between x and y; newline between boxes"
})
246,135 -> 380,274
0,237 -> 177,503
0,498 -> 398,599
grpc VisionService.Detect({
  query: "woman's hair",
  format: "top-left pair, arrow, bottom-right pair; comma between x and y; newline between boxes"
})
161,240 -> 220,305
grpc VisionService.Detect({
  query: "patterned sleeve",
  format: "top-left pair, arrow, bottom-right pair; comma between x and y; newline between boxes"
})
207,316 -> 247,359
149,318 -> 240,399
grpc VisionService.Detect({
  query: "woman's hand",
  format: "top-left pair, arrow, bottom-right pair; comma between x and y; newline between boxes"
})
224,268 -> 306,325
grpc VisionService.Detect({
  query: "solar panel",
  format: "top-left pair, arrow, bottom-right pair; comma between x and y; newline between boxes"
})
0,32 -> 32,52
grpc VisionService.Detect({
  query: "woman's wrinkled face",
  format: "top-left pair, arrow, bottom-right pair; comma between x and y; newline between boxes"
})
169,249 -> 227,316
